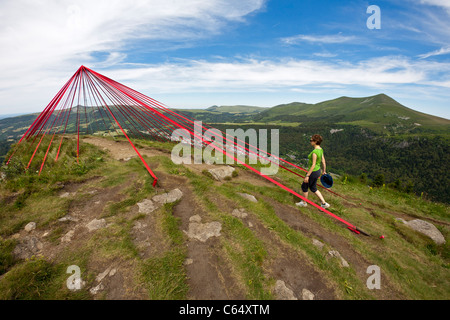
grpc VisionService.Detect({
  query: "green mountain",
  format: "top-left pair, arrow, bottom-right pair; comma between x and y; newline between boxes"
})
254,94 -> 450,134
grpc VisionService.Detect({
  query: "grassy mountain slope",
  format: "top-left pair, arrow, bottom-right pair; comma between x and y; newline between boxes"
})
254,94 -> 450,134
0,136 -> 448,300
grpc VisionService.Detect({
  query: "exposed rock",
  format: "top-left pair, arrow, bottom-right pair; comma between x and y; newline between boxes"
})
96,267 -> 112,283
13,236 -> 43,259
185,221 -> 222,242
24,222 -> 36,233
328,250 -> 350,267
61,230 -> 75,243
133,221 -> 147,230
86,219 -> 107,232
312,239 -> 324,250
232,208 -> 248,219
237,192 -> 257,203
58,215 -> 79,223
208,166 -> 235,181
189,215 -> 202,223
406,219 -> 445,245
302,288 -> 315,300
109,268 -> 117,277
137,199 -> 157,214
90,283 -> 104,295
248,222 -> 254,228
152,188 -> 183,205
274,280 -> 297,300
11,233 -> 20,240
60,192 -> 74,198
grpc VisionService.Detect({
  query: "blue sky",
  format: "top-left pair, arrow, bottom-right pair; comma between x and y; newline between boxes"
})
0,0 -> 449,118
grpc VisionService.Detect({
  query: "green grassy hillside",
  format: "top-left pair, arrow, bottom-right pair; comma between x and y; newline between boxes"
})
0,136 -> 448,300
254,94 -> 450,134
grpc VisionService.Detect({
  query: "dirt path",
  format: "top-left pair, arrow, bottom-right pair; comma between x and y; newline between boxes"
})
82,136 -> 170,160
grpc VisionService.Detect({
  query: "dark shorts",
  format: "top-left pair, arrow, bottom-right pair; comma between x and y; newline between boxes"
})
301,169 -> 321,193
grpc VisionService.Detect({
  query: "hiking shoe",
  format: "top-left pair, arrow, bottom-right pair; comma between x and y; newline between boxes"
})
295,201 -> 308,207
321,202 -> 330,209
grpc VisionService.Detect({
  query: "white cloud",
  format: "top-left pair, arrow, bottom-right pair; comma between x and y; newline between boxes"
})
0,0 -> 265,112
281,34 -> 357,45
86,56 -> 450,94
420,0 -> 450,13
313,52 -> 338,58
418,46 -> 450,59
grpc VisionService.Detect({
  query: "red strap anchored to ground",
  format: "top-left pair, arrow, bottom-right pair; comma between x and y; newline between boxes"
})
8,65 -> 368,234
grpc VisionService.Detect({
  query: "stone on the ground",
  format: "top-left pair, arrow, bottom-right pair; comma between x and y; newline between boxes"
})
90,283 -> 104,295
152,188 -> 183,205
189,215 -> 202,223
406,219 -> 445,245
60,192 -> 73,198
137,199 -> 157,214
237,192 -> 257,203
208,166 -> 235,181
24,222 -> 36,233
184,258 -> 194,265
61,230 -> 75,243
274,280 -> 297,300
232,208 -> 248,219
302,288 -> 315,300
96,266 -> 112,283
312,239 -> 325,250
58,215 -> 79,222
13,236 -> 43,259
185,221 -> 222,242
328,250 -> 350,267
133,221 -> 147,230
86,218 -> 107,232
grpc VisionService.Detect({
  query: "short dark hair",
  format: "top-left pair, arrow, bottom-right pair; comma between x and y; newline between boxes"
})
311,134 -> 323,145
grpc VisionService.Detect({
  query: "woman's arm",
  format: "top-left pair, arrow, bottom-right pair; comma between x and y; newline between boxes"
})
321,154 -> 326,174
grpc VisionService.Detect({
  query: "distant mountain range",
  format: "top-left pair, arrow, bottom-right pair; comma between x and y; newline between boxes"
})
175,94 -> 449,134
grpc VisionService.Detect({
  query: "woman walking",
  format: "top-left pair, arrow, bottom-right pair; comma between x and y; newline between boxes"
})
296,134 -> 330,209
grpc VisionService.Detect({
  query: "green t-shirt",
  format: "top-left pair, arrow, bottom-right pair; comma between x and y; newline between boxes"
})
308,148 -> 323,172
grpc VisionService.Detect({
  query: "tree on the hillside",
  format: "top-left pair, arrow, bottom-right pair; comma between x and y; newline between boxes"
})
372,174 -> 385,188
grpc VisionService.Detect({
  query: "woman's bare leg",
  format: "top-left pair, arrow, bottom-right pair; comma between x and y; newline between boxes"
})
313,190 -> 326,204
